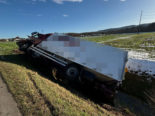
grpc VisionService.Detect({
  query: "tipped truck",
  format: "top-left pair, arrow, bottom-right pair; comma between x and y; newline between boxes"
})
17,32 -> 128,100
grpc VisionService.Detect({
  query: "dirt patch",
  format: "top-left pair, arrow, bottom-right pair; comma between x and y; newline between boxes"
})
122,72 -> 155,104
115,91 -> 155,116
102,104 -> 135,116
12,49 -> 24,54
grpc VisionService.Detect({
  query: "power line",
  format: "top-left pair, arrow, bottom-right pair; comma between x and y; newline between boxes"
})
139,10 -> 143,25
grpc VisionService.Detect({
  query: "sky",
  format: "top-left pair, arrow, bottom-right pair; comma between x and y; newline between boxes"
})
0,0 -> 155,38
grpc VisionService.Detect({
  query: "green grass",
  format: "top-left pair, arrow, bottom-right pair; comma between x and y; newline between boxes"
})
0,62 -> 51,116
104,33 -> 155,51
0,42 -> 18,55
0,42 -> 120,116
81,34 -> 130,42
82,32 -> 155,52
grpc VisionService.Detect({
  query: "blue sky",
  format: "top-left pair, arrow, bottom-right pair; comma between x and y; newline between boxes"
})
0,0 -> 155,38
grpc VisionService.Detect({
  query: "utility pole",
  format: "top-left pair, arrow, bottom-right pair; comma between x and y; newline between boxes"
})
138,10 -> 143,33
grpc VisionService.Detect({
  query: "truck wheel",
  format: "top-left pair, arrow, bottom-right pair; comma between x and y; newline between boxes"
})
20,43 -> 29,51
66,65 -> 80,81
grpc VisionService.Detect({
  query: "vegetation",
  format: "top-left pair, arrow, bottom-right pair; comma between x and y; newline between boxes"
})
0,42 -> 121,116
104,33 -> 155,52
82,32 -> 155,52
0,42 -> 18,55
81,34 -> 130,42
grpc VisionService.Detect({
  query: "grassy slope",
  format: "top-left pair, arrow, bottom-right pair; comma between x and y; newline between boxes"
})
0,42 -> 121,116
0,62 -> 51,116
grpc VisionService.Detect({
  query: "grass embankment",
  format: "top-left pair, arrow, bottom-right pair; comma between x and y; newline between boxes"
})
0,42 -> 121,116
0,62 -> 114,116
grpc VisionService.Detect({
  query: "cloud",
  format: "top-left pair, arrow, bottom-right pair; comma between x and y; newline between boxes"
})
103,0 -> 126,2
120,0 -> 126,2
53,0 -> 83,4
32,0 -> 47,2
0,0 -> 7,4
63,14 -> 68,17
39,0 -> 47,2
37,14 -> 43,16
31,0 -> 83,4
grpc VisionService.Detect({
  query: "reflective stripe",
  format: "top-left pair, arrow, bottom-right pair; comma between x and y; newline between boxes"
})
29,47 -> 67,67
32,46 -> 68,65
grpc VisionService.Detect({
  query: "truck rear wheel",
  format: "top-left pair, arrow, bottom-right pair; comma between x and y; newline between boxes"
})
66,65 -> 80,81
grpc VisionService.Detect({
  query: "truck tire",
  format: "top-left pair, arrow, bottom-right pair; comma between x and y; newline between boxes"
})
19,41 -> 32,51
20,43 -> 29,51
66,65 -> 80,81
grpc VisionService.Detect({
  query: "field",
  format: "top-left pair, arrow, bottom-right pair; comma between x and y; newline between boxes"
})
0,37 -> 155,116
82,34 -> 130,43
82,32 -> 155,58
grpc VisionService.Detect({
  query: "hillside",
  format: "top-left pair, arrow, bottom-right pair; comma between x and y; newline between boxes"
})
66,22 -> 155,36
98,22 -> 155,34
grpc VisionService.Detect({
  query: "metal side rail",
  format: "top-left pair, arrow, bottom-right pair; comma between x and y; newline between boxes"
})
29,46 -> 68,67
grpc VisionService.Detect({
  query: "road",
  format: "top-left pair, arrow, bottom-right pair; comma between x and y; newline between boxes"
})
0,75 -> 21,116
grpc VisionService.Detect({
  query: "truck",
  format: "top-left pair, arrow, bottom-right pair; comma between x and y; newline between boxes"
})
17,32 -> 128,100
